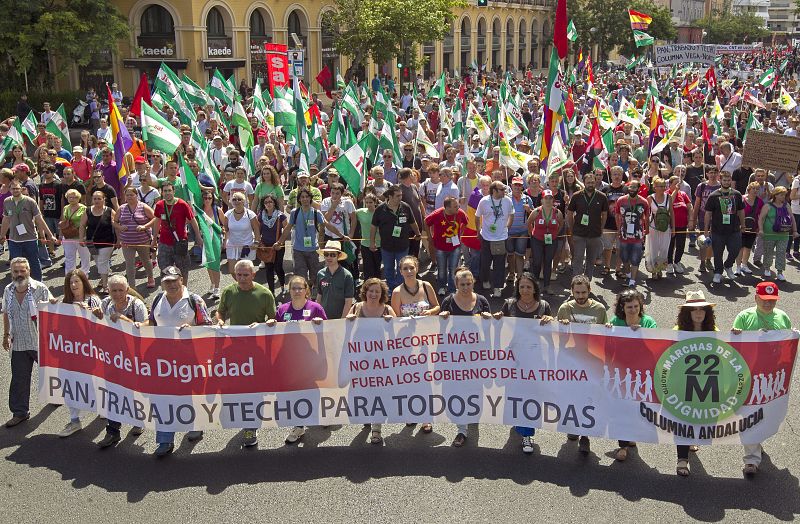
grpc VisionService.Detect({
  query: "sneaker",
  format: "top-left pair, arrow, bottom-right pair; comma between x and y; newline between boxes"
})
4,414 -> 30,427
154,442 -> 174,457
284,426 -> 305,444
210,288 -> 220,299
97,432 -> 121,448
764,269 -> 773,278
482,281 -> 491,290
777,272 -> 786,281
521,436 -> 534,454
578,436 -> 591,454
725,267 -> 736,280
58,420 -> 82,438
753,259 -> 763,268
628,278 -> 636,287
675,262 -> 686,274
712,273 -> 722,284
437,287 -> 446,296
452,432 -> 467,447
667,264 -> 675,275
786,252 -> 795,261
741,265 -> 752,274
187,430 -> 204,442
743,463 -> 759,476
242,429 -> 258,447
793,251 -> 800,259
493,288 -> 502,298
130,426 -> 144,436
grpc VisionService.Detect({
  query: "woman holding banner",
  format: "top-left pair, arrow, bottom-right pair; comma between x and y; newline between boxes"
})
493,273 -> 553,454
347,278 -> 395,444
673,290 -> 717,476
440,266 -> 492,448
607,288 -> 656,462
57,269 -> 103,438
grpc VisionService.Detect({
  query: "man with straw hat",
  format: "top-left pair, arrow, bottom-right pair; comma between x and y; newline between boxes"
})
314,240 -> 355,320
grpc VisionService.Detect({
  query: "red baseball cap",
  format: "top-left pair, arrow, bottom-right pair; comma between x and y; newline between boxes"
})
12,164 -> 30,173
756,281 -> 779,301
134,155 -> 146,164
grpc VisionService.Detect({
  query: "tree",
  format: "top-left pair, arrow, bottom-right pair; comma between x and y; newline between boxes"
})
567,0 -> 676,62
0,0 -> 129,91
692,12 -> 770,44
325,0 -> 467,83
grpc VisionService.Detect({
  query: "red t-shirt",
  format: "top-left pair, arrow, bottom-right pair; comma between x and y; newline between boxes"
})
154,198 -> 194,245
71,156 -> 93,182
425,207 -> 467,252
669,189 -> 691,228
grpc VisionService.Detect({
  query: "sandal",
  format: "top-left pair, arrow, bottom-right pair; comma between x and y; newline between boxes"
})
420,423 -> 433,434
369,430 -> 383,444
689,445 -> 699,453
676,459 -> 690,476
452,433 -> 466,447
614,447 -> 628,462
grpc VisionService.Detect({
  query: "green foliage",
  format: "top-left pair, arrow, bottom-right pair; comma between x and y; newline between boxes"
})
0,90 -> 84,120
0,0 -> 129,91
692,12 -> 770,43
567,0 -> 676,60
325,0 -> 467,80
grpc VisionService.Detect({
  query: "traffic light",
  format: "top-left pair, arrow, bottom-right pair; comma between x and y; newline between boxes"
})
477,0 -> 488,6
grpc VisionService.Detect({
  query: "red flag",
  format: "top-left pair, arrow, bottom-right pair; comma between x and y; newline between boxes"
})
565,87 -> 575,120
586,55 -> 595,85
705,67 -> 717,92
315,65 -> 333,99
553,0 -> 568,59
702,116 -> 712,146
744,90 -> 766,109
129,73 -> 151,118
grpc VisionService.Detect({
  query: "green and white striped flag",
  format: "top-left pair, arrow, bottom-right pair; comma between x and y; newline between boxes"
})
328,105 -> 348,149
190,122 -> 220,185
567,20 -> 578,42
3,118 -> 26,157
378,112 -> 402,164
182,74 -> 211,108
415,121 -> 438,157
272,86 -> 296,140
292,78 -> 310,173
744,111 -> 763,143
194,203 -> 223,272
208,69 -> 234,107
341,83 -> 364,124
231,100 -> 254,150
20,111 -> 37,143
45,104 -> 71,149
140,102 -> 181,155
336,69 -> 346,90
758,68 -> 776,88
252,79 -> 269,127
308,112 -> 327,167
155,63 -> 196,125
450,103 -> 464,142
633,30 -> 654,48
331,137 -> 368,195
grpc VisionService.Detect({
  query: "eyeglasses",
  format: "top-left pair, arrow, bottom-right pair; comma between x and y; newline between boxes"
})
323,252 -> 339,258
231,198 -> 244,202
290,287 -> 306,291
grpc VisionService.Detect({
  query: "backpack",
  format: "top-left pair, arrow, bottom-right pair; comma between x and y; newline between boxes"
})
653,198 -> 670,232
151,291 -> 204,326
291,207 -> 320,233
772,204 -> 793,233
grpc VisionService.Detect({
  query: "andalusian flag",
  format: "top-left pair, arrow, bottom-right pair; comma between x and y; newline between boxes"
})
251,79 -> 270,129
331,136 -> 368,195
46,104 -> 71,149
231,100 -> 254,150
539,47 -> 563,167
291,77 -> 310,173
778,86 -> 797,111
744,111 -> 763,143
208,69 -> 234,107
758,68 -> 777,88
194,204 -> 223,272
629,9 -> 652,30
328,105 -> 348,149
190,122 -> 220,185
341,83 -> 364,124
567,20 -> 578,42
182,74 -> 211,107
20,111 -> 37,143
178,154 -> 203,207
272,86 -> 296,139
336,69 -> 346,90
2,118 -> 26,156
415,122 -> 438,157
140,102 -> 181,155
429,72 -> 446,100
633,30 -> 654,48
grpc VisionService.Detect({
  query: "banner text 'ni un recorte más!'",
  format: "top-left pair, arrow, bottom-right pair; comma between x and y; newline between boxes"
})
38,304 -> 798,445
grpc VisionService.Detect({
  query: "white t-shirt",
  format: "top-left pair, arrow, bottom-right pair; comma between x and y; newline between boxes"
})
224,180 -> 255,207
475,195 -> 514,241
320,197 -> 355,238
419,179 -> 441,215
225,208 -> 256,248
435,181 -> 460,210
791,177 -> 800,215
137,186 -> 160,208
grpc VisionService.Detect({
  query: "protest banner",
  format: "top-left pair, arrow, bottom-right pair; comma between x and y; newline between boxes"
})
742,131 -> 800,172
265,43 -> 290,95
39,305 -> 797,445
654,44 -> 716,67
715,45 -> 761,55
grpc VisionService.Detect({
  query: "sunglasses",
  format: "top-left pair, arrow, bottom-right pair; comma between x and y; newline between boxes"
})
323,252 -> 339,258
203,195 -> 213,200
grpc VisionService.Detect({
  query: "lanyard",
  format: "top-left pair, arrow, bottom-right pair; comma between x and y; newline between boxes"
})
299,207 -> 312,236
583,190 -> 596,208
490,198 -> 503,223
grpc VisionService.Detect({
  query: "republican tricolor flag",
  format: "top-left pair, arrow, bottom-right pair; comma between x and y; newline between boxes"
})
628,9 -> 652,31
106,84 -> 134,191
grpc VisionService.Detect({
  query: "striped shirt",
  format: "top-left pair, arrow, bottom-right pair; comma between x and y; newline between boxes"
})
117,202 -> 151,245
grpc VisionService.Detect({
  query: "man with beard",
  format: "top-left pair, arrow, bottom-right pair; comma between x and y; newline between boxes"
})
567,172 -> 609,279
2,258 -> 54,427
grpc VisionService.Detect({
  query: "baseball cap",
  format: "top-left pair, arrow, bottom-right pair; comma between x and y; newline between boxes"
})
542,189 -> 554,197
756,281 -> 779,301
12,164 -> 30,173
511,177 -> 524,185
134,155 -> 146,164
213,135 -> 223,141
72,146 -> 83,153
161,266 -> 182,281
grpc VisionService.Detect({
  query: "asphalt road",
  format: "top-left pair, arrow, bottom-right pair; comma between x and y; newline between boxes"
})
1,242 -> 800,523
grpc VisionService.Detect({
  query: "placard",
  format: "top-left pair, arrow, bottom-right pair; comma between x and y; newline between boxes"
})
654,44 -> 716,67
742,131 -> 800,173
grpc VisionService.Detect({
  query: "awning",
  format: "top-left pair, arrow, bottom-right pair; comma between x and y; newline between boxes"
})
202,59 -> 246,69
122,58 -> 189,69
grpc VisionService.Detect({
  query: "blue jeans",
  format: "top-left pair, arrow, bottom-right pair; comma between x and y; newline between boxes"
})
436,248 -> 461,293
8,240 -> 42,281
381,248 -> 408,292
515,426 -> 536,437
38,217 -> 59,265
156,431 -> 175,444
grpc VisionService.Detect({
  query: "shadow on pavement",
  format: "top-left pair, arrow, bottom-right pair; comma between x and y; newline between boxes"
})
3,432 -> 799,521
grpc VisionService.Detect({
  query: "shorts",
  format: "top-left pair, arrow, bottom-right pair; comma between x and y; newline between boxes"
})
506,234 -> 530,255
601,230 -> 617,251
742,232 -> 757,250
619,242 -> 644,266
226,245 -> 257,261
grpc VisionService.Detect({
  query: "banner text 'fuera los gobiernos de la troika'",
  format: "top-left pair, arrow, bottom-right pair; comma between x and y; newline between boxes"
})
38,304 -> 798,445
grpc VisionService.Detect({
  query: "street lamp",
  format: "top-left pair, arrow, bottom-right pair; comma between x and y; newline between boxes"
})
701,30 -> 707,44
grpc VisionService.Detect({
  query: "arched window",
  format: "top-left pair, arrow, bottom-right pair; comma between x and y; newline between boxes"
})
250,10 -> 266,36
207,7 -> 226,37
141,5 -> 173,36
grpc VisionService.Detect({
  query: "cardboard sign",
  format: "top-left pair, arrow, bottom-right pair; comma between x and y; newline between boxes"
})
742,131 -> 800,173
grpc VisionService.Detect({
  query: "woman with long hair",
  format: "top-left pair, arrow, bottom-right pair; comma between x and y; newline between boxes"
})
737,181 -> 764,275
200,190 -> 225,298
645,176 -> 674,279
673,290 -> 716,476
4,145 -> 35,173
254,163 -> 285,213
258,194 -> 287,295
57,269 -> 103,438
346,277 -> 395,444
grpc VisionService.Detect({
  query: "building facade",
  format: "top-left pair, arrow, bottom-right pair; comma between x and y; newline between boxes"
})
768,0 -> 800,39
65,0 -> 556,96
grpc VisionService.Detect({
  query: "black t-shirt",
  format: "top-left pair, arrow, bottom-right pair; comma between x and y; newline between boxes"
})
601,184 -> 627,230
567,189 -> 609,238
501,298 -> 551,319
94,184 -> 117,208
732,166 -> 754,195
705,188 -> 744,234
38,181 -> 62,219
400,183 -> 423,227
372,201 -> 415,252
684,165 -> 707,194
441,293 -> 491,315
402,157 -> 422,170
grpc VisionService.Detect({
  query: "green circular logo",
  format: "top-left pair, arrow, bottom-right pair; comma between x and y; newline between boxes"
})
655,337 -> 751,424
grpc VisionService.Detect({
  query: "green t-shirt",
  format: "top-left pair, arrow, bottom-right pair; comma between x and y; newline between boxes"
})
556,299 -> 608,325
763,204 -> 791,241
609,314 -> 657,328
254,182 -> 285,205
356,208 -> 380,248
217,282 -> 276,325
733,306 -> 792,331
314,265 -> 355,320
288,186 -> 322,209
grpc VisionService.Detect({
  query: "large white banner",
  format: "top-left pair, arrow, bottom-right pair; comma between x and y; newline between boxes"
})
654,44 -> 716,67
39,305 -> 798,445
